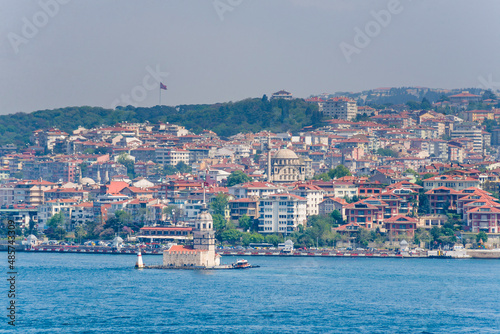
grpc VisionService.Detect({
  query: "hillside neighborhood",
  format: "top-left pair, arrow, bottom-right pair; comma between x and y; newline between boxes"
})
1,88 -> 500,249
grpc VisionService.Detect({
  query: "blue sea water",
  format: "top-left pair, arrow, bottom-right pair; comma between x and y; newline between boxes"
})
1,253 -> 500,333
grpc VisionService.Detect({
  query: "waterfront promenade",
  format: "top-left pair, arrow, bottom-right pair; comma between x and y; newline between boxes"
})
10,244 -> 427,258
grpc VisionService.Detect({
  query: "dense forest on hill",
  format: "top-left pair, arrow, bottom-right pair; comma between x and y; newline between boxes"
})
0,97 -> 321,145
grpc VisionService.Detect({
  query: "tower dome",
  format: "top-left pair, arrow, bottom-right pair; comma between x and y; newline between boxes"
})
196,203 -> 213,230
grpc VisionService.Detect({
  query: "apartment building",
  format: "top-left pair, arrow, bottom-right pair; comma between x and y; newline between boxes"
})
258,194 -> 307,234
322,97 -> 358,120
155,148 -> 190,166
290,183 -> 324,216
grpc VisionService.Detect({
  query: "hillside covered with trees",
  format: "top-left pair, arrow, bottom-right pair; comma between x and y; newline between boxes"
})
0,97 -> 321,146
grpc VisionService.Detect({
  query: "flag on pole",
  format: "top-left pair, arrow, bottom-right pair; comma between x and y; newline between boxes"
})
160,82 -> 167,90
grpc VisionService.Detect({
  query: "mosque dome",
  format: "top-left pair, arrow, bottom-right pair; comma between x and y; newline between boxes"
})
274,148 -> 298,159
80,177 -> 96,185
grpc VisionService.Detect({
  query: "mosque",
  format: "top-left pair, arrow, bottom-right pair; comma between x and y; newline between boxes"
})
162,202 -> 220,268
268,148 -> 306,183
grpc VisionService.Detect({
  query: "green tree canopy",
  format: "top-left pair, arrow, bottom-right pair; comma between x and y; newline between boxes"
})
47,212 -> 65,229
220,229 -> 243,244
265,234 -> 283,246
117,153 -> 135,179
313,165 -> 351,181
328,164 -> 352,179
377,148 -> 398,158
238,214 -> 253,231
175,161 -> 191,173
330,210 -> 343,226
104,210 -> 132,234
210,193 -> 229,216
242,232 -> 265,246
476,231 -> 488,243
0,98 -> 319,146
226,170 -> 251,187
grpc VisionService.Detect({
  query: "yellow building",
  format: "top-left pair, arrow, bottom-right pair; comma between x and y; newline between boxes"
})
463,110 -> 494,122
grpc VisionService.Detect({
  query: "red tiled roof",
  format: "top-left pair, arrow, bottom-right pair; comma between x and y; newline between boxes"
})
384,215 -> 418,223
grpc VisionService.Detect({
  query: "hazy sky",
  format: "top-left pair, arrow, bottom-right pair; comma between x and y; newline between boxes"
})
1,0 -> 499,114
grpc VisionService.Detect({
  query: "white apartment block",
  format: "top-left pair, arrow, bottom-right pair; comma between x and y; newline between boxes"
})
451,124 -> 484,152
290,184 -> 324,216
258,193 -> 307,234
333,182 -> 358,199
70,202 -> 94,228
37,199 -> 78,230
156,148 -> 190,166
229,182 -> 286,199
322,97 -> 358,120
423,175 -> 481,191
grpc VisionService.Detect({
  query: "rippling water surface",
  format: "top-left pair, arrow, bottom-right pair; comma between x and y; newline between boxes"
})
1,253 -> 500,333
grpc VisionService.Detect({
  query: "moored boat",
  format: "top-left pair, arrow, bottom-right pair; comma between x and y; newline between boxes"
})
232,259 -> 259,269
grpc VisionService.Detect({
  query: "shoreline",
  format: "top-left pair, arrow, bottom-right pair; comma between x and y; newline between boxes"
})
0,245 -> 448,259
3,245 -> 499,259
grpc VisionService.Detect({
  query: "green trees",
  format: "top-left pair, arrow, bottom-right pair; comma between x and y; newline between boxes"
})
212,214 -> 227,242
420,97 -> 431,110
483,118 -> 498,133
406,97 -> 432,110
175,161 -> 191,174
429,224 -> 457,248
329,165 -> 351,179
476,231 -> 488,243
264,234 -> 283,246
210,193 -> 229,216
75,224 -> 87,244
226,170 -> 251,187
418,193 -> 430,215
377,148 -> 398,157
117,154 -> 135,179
242,233 -> 265,246
313,164 -> 351,181
104,210 -> 132,236
238,214 -> 253,232
0,98 -> 321,146
414,228 -> 431,247
354,113 -> 371,122
47,212 -> 65,229
220,229 -> 243,244
289,215 -> 341,248
45,212 -> 66,240
355,228 -> 371,248
330,210 -> 343,226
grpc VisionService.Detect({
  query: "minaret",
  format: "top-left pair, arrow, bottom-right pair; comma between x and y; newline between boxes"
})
193,187 -> 215,252
267,135 -> 272,182
96,170 -> 101,184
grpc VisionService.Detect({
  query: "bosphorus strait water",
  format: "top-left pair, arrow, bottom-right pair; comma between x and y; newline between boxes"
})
2,253 -> 500,333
